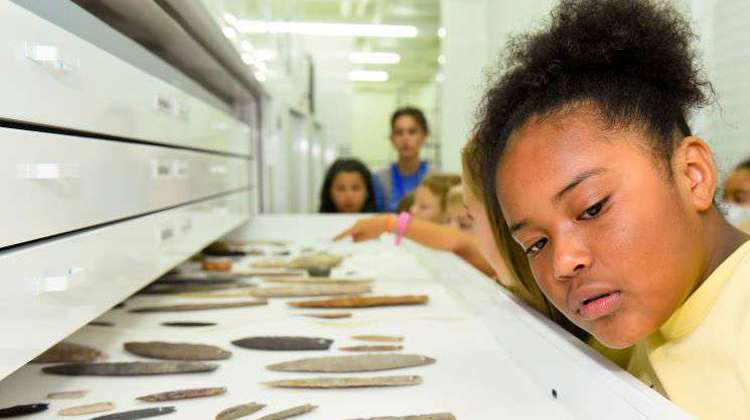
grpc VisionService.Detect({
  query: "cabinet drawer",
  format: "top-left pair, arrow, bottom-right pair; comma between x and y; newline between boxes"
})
0,1 -> 250,155
0,126 -> 250,248
0,190 -> 250,380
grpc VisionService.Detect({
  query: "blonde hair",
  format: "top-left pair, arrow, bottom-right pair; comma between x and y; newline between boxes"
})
419,173 -> 462,212
446,185 -> 464,209
462,136 -> 589,340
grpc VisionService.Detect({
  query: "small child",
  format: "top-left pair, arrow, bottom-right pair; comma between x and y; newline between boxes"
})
410,174 -> 461,224
445,185 -> 473,232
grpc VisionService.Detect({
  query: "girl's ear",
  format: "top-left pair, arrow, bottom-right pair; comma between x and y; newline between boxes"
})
673,136 -> 717,212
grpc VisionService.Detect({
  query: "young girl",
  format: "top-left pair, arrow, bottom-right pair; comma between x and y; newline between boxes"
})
373,107 -> 435,212
319,158 -> 377,213
473,0 -> 750,417
410,174 -> 461,224
445,185 -> 473,232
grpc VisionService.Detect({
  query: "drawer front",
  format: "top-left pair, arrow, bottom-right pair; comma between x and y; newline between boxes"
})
0,2 -> 250,156
0,190 -> 250,380
0,126 -> 250,248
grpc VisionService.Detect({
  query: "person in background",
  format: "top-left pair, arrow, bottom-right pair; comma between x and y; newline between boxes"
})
722,159 -> 750,231
397,191 -> 416,213
445,185 -> 473,232
319,158 -> 377,214
410,174 -> 461,224
373,107 -> 435,212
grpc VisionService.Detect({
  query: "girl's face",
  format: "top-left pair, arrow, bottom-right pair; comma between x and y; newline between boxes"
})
723,168 -> 750,207
410,186 -> 444,223
496,109 -> 712,348
462,183 -> 513,283
446,202 -> 473,232
391,116 -> 426,161
330,171 -> 368,213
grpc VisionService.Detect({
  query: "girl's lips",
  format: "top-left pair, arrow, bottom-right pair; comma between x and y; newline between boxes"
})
577,290 -> 623,321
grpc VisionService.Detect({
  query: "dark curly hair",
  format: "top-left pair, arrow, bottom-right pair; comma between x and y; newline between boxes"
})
473,0 -> 713,200
391,106 -> 429,135
319,158 -> 377,213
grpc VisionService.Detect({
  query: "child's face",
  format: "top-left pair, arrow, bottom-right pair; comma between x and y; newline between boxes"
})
496,110 -> 711,348
463,186 -> 506,279
446,202 -> 473,232
391,116 -> 426,161
723,168 -> 750,207
410,186 -> 444,223
330,171 -> 368,213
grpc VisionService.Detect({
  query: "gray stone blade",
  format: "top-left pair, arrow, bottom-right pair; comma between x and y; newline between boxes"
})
42,361 -> 218,376
129,300 -> 267,313
233,336 -> 333,351
161,321 -> 216,327
90,407 -> 176,420
215,403 -> 266,420
124,341 -> 231,361
267,354 -> 435,373
264,375 -> 422,389
0,403 -> 48,417
257,404 -> 317,420
136,387 -> 226,402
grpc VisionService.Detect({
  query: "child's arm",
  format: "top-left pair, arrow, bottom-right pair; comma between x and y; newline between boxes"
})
334,215 -> 495,277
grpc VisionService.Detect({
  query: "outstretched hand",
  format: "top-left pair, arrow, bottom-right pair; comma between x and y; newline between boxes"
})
334,215 -> 395,242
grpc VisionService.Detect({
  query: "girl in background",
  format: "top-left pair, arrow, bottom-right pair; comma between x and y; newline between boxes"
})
373,107 -> 435,212
319,158 -> 377,214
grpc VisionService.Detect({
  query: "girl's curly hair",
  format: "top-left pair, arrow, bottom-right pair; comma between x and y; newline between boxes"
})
473,0 -> 713,198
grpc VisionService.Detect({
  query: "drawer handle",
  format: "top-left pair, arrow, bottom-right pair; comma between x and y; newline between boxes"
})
18,163 -> 79,180
151,160 -> 173,178
173,161 -> 189,178
153,94 -> 175,114
25,43 -> 77,72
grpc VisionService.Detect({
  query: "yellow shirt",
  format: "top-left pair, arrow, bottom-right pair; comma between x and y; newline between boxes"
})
628,239 -> 750,419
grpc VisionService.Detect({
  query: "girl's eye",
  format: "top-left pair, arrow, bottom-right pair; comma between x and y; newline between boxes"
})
525,238 -> 548,256
580,197 -> 609,220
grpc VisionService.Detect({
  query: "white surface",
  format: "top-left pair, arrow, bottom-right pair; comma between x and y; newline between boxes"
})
0,190 -> 250,381
0,215 -> 689,419
0,1 -> 250,156
0,125 -> 250,248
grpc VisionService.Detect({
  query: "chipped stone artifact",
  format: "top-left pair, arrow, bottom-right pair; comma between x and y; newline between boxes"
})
0,403 -> 48,417
232,336 -> 333,351
59,402 -> 114,416
90,407 -> 176,420
288,295 -> 428,309
161,321 -> 217,327
340,345 -> 403,352
215,403 -> 266,420
352,336 -> 404,343
136,387 -> 226,402
30,342 -> 106,364
124,341 -> 231,361
267,354 -> 435,373
264,375 -> 422,389
257,405 -> 317,420
251,284 -> 370,298
42,361 -> 218,376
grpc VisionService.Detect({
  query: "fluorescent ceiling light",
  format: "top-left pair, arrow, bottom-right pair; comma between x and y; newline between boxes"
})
222,26 -> 237,40
438,27 -> 447,38
435,72 -> 446,83
254,71 -> 267,82
241,52 -> 256,65
350,70 -> 389,82
241,41 -> 254,51
223,13 -> 237,25
349,51 -> 400,64
438,54 -> 446,65
235,20 -> 418,38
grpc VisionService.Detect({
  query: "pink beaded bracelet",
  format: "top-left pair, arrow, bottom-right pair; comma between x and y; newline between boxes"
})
394,211 -> 412,246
